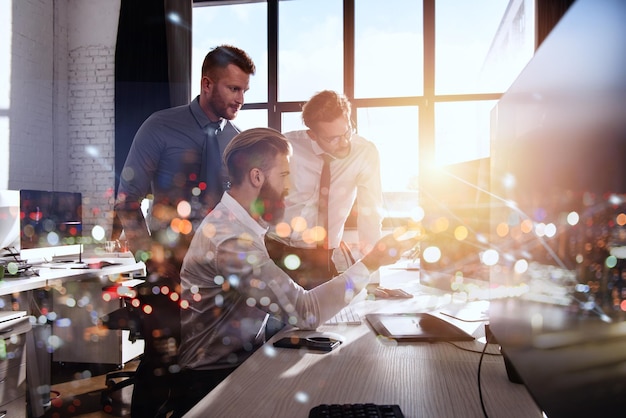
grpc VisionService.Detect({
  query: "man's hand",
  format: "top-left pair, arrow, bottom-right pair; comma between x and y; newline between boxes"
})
361,227 -> 425,272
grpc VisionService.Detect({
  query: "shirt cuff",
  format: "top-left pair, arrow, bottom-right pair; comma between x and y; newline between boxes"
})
346,261 -> 374,288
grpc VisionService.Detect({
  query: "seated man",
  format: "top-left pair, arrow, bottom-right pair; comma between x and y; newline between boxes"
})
266,90 -> 384,289
171,127 -> 420,416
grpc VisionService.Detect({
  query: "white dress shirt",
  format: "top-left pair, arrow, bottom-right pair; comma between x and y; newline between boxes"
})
178,192 -> 372,371
272,130 -> 384,254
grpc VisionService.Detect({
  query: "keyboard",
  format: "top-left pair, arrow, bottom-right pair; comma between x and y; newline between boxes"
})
309,403 -> 405,418
325,306 -> 362,325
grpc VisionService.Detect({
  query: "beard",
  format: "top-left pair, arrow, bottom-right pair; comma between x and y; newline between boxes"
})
258,180 -> 286,224
209,89 -> 239,120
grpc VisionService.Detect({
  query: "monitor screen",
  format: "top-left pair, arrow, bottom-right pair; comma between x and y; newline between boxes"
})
19,190 -> 83,263
419,157 -> 492,294
488,0 -> 626,416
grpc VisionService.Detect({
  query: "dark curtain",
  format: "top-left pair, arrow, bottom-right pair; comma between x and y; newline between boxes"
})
165,0 -> 192,108
113,0 -> 191,238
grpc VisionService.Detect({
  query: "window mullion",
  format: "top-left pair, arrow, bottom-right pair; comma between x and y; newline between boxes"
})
268,0 -> 279,130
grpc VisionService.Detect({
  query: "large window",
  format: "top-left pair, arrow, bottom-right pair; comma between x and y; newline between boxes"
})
192,1 -> 268,129
354,0 -> 423,98
278,0 -> 344,102
192,0 -> 535,221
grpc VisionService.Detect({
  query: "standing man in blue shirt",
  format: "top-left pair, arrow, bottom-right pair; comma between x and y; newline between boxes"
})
113,45 -> 255,418
115,45 -> 255,283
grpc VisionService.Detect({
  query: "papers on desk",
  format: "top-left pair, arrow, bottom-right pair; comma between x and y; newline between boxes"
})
0,310 -> 26,323
40,261 -> 89,269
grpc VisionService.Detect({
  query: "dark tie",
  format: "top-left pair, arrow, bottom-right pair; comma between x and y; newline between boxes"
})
200,122 -> 224,211
318,154 -> 333,249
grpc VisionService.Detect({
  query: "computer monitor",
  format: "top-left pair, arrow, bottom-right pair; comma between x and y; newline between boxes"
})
419,157 -> 492,294
19,190 -> 83,263
0,190 -> 20,254
489,0 -> 626,416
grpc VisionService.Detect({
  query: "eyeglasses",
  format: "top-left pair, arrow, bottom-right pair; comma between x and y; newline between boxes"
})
316,125 -> 355,146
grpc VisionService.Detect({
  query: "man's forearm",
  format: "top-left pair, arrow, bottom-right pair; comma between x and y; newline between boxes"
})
114,204 -> 151,256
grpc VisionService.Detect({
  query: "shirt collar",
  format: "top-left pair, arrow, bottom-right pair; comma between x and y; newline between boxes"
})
190,95 -> 227,132
221,191 -> 270,237
308,132 -> 335,160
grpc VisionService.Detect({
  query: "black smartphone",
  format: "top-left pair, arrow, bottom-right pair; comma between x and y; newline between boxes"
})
273,336 -> 341,352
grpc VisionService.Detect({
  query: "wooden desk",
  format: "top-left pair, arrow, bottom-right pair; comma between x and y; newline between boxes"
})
184,272 -> 542,418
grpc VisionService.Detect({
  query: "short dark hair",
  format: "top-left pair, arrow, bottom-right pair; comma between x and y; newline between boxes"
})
202,45 -> 256,79
224,128 -> 292,186
301,90 -> 352,129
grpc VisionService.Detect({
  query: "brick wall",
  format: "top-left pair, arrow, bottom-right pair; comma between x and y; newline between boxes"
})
68,45 -> 117,239
6,0 -> 120,242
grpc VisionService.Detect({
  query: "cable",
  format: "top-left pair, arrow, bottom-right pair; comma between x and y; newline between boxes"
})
477,331 -> 491,418
445,341 -> 502,356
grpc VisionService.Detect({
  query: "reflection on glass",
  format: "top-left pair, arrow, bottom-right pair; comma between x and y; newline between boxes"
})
436,0 -> 535,94
355,0 -> 423,98
278,0 -> 343,102
192,3 -> 268,103
357,106 -> 419,220
434,101 -> 496,166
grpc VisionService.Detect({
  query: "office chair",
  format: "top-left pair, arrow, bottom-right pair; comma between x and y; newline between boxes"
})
100,278 -> 182,417
100,292 -> 143,407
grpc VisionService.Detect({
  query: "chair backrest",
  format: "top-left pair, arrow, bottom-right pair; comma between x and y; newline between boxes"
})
133,280 -> 181,370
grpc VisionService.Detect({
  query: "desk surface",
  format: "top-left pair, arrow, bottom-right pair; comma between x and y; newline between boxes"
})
184,270 -> 542,418
0,256 -> 146,295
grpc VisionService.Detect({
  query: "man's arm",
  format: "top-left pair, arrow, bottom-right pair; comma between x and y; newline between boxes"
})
114,199 -> 151,258
212,231 -> 421,330
114,117 -> 162,258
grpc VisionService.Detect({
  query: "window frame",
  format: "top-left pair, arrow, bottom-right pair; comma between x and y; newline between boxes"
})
192,0 -> 530,223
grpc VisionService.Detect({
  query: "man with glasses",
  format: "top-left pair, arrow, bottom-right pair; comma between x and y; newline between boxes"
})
266,90 -> 384,289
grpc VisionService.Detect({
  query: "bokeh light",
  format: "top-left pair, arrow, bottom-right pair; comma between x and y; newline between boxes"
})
283,254 -> 301,270
275,221 -> 292,238
91,225 -> 106,241
481,249 -> 499,266
422,246 -> 441,263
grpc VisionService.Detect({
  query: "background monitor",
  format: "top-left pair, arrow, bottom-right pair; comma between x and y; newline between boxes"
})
19,190 -> 83,263
489,0 -> 626,416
